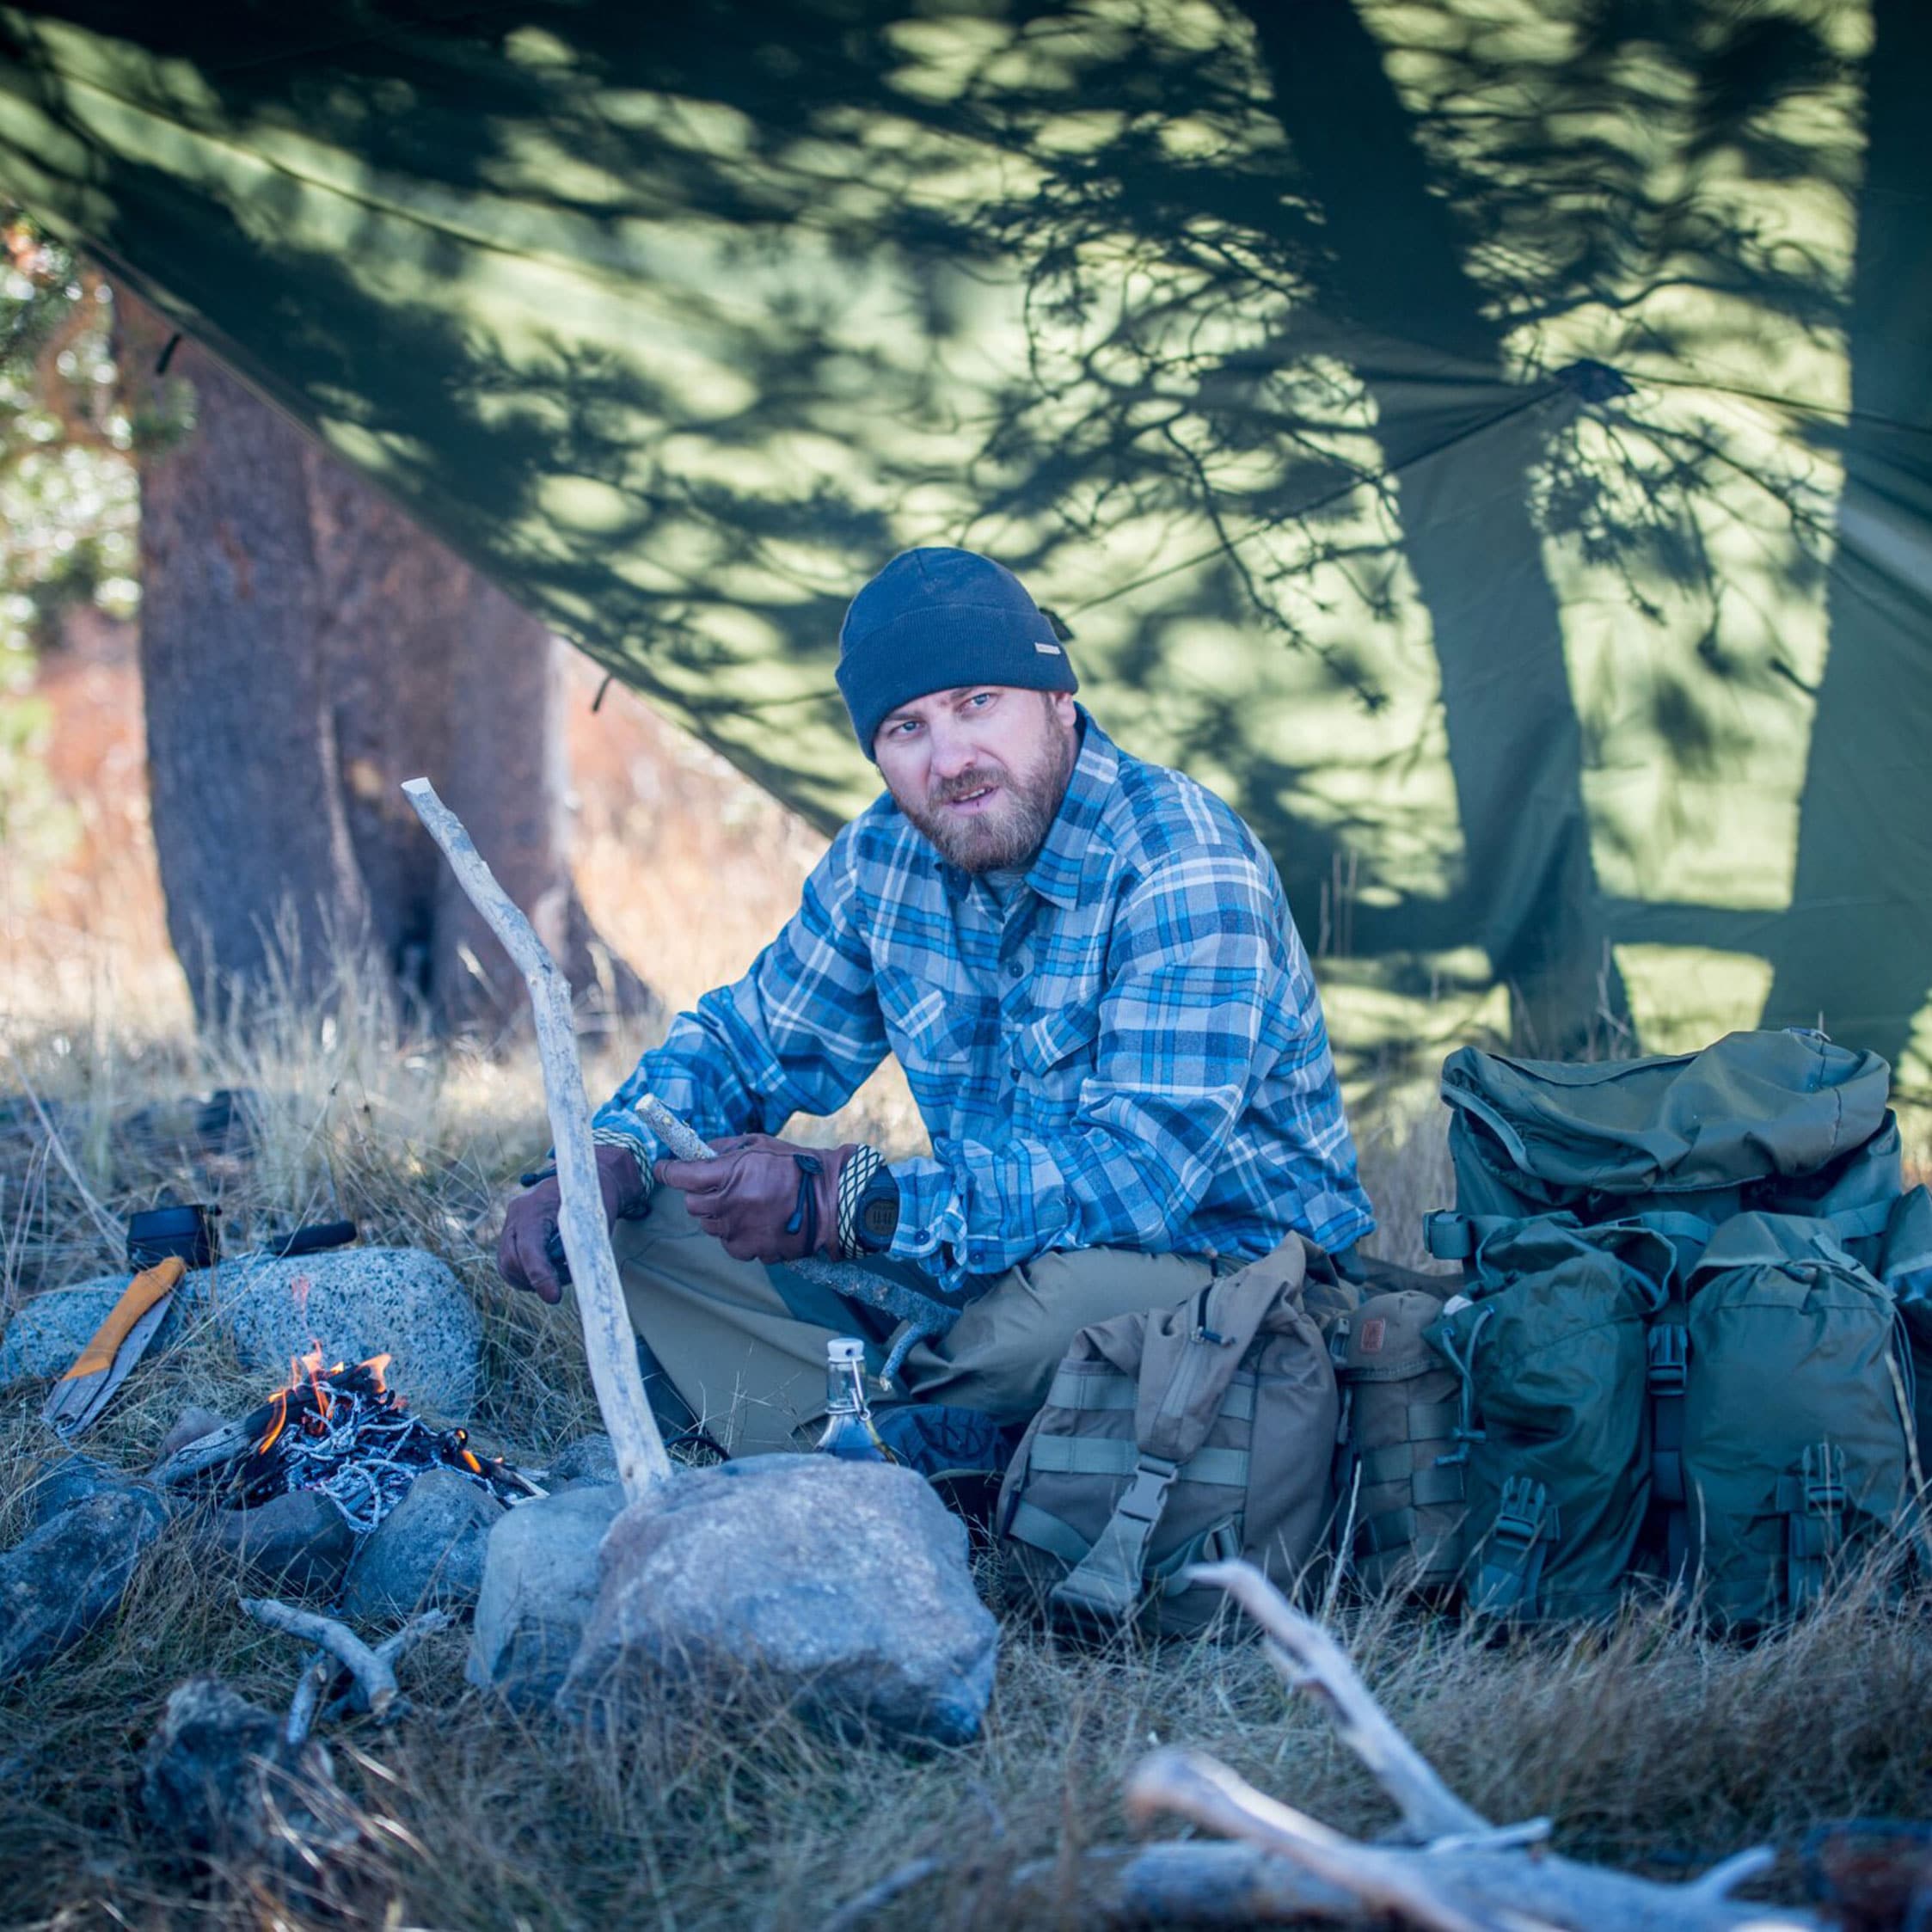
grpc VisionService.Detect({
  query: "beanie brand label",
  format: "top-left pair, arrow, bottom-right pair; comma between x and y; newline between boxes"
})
1033,641 -> 1064,655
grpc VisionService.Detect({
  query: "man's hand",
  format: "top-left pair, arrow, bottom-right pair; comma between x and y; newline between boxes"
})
498,1144 -> 650,1305
653,1133 -> 858,1265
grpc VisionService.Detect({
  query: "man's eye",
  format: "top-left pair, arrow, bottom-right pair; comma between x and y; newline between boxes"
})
967,691 -> 995,708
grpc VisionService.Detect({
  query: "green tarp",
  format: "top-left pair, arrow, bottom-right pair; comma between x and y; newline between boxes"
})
2,1 -> 1927,1079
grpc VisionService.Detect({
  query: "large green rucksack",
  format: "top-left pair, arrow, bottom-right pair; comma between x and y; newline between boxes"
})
1389,1029 -> 1924,1623
1426,1029 -> 1901,1281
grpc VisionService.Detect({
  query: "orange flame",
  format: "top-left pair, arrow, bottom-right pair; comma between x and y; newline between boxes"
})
256,1389 -> 289,1457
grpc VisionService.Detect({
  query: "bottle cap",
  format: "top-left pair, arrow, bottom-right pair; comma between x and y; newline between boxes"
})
826,1336 -> 867,1366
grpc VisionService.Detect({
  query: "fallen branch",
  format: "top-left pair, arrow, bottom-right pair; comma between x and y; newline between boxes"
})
813,1855 -> 943,1932
1102,1562 -> 1823,1932
403,776 -> 670,1504
1191,1557 -> 1489,1843
242,1598 -> 398,1720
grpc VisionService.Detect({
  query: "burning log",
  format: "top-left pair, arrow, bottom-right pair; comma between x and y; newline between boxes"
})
153,1348 -> 541,1555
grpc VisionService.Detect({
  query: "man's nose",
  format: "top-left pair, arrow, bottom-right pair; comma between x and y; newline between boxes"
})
926,715 -> 981,778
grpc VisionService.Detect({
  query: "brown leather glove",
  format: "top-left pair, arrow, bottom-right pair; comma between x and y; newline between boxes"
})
498,1144 -> 650,1305
653,1133 -> 858,1265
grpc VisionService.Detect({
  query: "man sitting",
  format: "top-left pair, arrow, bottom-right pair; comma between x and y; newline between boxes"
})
499,547 -> 1374,1454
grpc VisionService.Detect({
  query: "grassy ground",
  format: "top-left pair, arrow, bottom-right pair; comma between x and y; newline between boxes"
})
3,658 -> 1931,1928
2,965 -> 1930,1932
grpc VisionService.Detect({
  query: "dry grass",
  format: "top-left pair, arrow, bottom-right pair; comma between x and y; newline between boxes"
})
4,653 -> 1932,1929
3,964 -> 1930,1932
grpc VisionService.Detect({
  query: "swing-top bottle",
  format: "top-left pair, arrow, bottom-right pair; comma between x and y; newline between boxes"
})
815,1336 -> 896,1463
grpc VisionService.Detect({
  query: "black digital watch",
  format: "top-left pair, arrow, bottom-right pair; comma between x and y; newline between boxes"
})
853,1169 -> 902,1253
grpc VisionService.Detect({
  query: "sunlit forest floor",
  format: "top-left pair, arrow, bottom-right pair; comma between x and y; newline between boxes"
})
3,632 -> 1930,1929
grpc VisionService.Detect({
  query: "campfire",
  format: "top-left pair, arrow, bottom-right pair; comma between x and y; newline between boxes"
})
156,1346 -> 543,1530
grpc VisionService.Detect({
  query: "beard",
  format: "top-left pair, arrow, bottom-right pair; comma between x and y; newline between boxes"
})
892,717 -> 1077,874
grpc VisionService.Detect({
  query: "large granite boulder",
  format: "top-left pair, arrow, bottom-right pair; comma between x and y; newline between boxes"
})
0,1486 -> 170,1680
341,1467 -> 504,1621
565,1456 -> 998,1747
0,1245 -> 481,1419
467,1484 -> 624,1709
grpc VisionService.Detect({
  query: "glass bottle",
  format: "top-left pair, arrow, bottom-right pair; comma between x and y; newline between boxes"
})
815,1336 -> 895,1463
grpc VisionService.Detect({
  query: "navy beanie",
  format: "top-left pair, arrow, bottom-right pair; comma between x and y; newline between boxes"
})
837,548 -> 1077,758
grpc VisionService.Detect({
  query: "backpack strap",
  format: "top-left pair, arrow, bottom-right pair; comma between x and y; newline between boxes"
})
1776,1444 -> 1847,1614
1468,1475 -> 1561,1618
1049,1240 -> 1313,1626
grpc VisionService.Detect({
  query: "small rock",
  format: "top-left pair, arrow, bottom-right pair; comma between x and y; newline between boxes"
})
158,1406 -> 230,1462
21,1453 -> 142,1529
549,1433 -> 618,1488
0,1246 -> 481,1419
565,1456 -> 998,1746
203,1491 -> 356,1595
141,1677 -> 356,1865
467,1484 -> 623,1709
0,1487 -> 169,1680
341,1468 -> 503,1620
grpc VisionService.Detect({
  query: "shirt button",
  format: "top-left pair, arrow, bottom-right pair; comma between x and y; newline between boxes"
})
1006,960 -> 1024,980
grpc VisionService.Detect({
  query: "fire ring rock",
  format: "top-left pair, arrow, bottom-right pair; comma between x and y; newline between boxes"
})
0,1486 -> 169,1681
468,1483 -> 624,1710
341,1466 -> 505,1620
202,1247 -> 482,1420
203,1489 -> 357,1596
564,1456 -> 999,1748
0,1246 -> 481,1420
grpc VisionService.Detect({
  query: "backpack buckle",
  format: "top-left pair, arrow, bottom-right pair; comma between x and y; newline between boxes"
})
1800,1442 -> 1847,1517
1491,1476 -> 1549,1551
1647,1324 -> 1688,1396
1425,1211 -> 1473,1261
1048,1454 -> 1181,1628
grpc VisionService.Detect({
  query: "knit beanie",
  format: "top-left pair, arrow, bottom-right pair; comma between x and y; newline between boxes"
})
836,548 -> 1077,758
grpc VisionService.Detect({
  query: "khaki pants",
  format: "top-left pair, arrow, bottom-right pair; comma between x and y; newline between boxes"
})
613,1189 -> 1224,1456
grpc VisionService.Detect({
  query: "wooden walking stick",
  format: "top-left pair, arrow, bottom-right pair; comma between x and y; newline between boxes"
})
403,777 -> 672,1504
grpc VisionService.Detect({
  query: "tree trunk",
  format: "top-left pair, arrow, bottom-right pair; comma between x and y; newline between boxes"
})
119,292 -> 649,1030
1242,0 -> 1623,1053
1760,0 -> 1932,1066
122,297 -> 371,1012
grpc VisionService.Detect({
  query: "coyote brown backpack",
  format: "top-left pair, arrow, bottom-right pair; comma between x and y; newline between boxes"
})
1328,1289 -> 1467,1595
996,1236 -> 1338,1636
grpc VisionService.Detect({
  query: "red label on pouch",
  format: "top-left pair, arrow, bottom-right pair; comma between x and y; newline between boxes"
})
1359,1318 -> 1386,1353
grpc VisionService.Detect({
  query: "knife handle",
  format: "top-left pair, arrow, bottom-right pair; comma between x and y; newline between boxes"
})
61,1256 -> 186,1382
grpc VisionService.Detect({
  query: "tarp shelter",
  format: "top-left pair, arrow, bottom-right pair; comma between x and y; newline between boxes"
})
2,0 -> 1926,1082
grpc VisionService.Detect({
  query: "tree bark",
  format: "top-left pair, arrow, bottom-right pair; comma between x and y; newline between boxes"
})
1242,0 -> 1623,1053
118,291 -> 647,1029
122,296 -> 371,1012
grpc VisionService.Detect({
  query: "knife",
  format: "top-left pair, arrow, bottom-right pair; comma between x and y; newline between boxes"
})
41,1255 -> 187,1436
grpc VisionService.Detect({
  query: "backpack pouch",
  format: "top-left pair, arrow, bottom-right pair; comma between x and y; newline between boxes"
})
1431,1237 -> 1665,1622
1683,1213 -> 1914,1626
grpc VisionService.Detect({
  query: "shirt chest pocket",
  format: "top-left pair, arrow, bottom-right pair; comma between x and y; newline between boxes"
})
1013,1003 -> 1104,1116
880,973 -> 981,1079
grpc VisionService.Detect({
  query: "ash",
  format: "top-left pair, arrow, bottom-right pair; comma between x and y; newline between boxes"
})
226,1356 -> 540,1534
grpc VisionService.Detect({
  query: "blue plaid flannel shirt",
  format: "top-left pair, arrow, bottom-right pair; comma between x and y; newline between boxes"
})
593,711 -> 1374,1293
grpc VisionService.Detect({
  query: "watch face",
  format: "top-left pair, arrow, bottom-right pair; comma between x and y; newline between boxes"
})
860,1193 -> 899,1243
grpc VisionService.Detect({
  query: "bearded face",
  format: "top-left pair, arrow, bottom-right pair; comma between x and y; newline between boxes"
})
874,687 -> 1079,874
